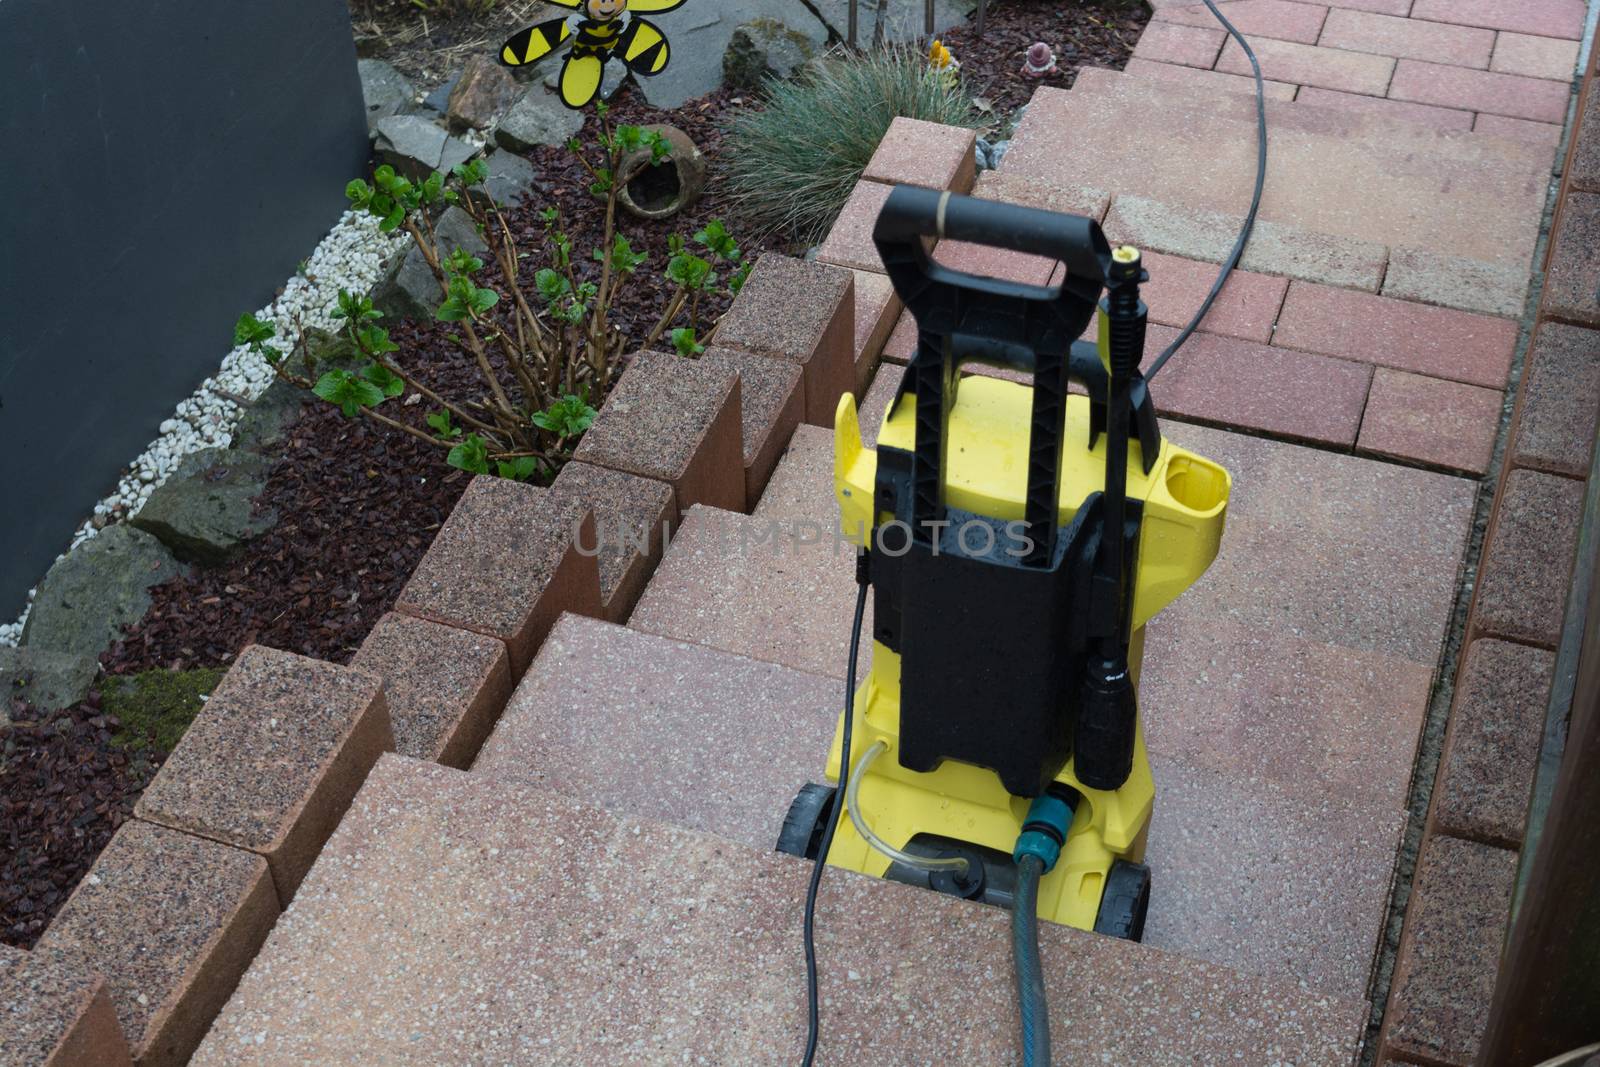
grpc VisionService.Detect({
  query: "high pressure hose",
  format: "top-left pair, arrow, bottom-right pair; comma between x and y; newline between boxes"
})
1012,853 -> 1050,1067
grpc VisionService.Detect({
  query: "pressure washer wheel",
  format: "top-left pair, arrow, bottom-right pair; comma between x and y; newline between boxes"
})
1094,859 -> 1151,942
777,783 -> 838,861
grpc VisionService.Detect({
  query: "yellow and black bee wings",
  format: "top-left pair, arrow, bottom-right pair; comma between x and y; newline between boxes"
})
616,17 -> 670,76
501,16 -> 571,66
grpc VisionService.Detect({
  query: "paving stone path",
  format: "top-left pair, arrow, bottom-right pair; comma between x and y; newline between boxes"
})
17,5 -> 1594,1065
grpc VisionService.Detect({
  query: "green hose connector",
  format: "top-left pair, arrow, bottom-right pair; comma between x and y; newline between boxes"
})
1012,788 -> 1076,874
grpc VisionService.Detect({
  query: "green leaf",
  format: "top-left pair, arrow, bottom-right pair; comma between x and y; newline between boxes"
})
435,295 -> 470,322
666,252 -> 714,291
361,362 -> 405,398
380,204 -> 405,232
445,247 -> 484,275
447,434 -> 490,474
727,261 -> 754,296
534,268 -> 570,303
313,370 -> 386,417
469,286 -> 500,314
496,456 -> 539,481
693,220 -> 739,261
670,327 -> 705,357
531,394 -> 597,438
345,179 -> 374,209
451,158 -> 488,187
233,313 -> 274,347
426,410 -> 463,439
420,171 -> 445,204
356,324 -> 399,355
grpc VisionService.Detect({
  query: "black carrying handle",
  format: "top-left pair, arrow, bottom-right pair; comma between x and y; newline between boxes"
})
873,184 -> 1112,289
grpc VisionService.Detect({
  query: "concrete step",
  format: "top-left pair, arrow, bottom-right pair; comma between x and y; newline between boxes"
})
1002,73 -> 1551,314
194,753 -> 1369,1065
475,612 -> 1404,1000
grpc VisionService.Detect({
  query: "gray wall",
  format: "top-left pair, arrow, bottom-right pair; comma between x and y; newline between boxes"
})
0,1 -> 370,616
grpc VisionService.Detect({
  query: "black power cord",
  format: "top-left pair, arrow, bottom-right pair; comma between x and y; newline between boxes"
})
801,556 -> 870,1067
1144,0 -> 1269,381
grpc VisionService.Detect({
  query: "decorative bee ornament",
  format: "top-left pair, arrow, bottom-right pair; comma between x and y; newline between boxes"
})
499,0 -> 684,109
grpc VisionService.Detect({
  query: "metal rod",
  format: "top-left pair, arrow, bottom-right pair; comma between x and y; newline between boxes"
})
848,0 -> 858,49
976,0 -> 987,36
925,0 -> 934,37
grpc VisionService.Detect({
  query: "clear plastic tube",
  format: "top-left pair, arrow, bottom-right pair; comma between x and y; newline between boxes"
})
846,740 -> 970,875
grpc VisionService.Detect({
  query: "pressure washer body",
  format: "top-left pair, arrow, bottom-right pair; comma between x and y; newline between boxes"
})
779,185 -> 1232,936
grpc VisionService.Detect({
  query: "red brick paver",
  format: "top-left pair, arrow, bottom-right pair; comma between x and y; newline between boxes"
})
1154,0 -> 1330,44
1295,86 -> 1475,131
1357,368 -> 1501,474
1474,112 -> 1565,147
1389,59 -> 1571,122
861,115 -> 976,193
1318,8 -> 1495,68
1139,250 -> 1288,344
1407,0 -> 1587,40
1,944 -> 133,1067
1510,322 -> 1600,477
1543,191 -> 1600,328
1472,469 -> 1585,647
1123,56 -> 1300,99
1274,280 -> 1517,388
1216,35 -> 1395,94
1133,21 -> 1228,68
1490,32 -> 1581,82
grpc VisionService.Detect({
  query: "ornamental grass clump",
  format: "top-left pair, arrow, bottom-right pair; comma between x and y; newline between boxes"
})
236,104 -> 747,483
723,45 -> 981,243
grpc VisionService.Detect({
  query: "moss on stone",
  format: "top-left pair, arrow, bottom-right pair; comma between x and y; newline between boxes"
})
104,667 -> 227,754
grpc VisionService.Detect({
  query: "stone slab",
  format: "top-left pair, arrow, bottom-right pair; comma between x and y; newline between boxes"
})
1473,113 -> 1564,148
1382,833 -> 1518,1065
1318,8 -> 1495,67
133,645 -> 393,902
1472,468 -> 1585,648
1381,246 -> 1532,318
1357,368 -> 1502,475
857,361 -> 905,448
970,169 -> 1113,219
628,504 -> 867,680
473,614 -> 841,853
1139,251 -> 1287,343
860,115 -> 976,193
1542,191 -> 1600,328
1122,56 -> 1299,100
1490,32 -> 1580,81
396,476 -> 603,675
38,821 -> 277,1067
1103,194 -> 1388,292
349,612 -> 512,769
1164,422 -> 1475,666
1407,0 -> 1587,40
1510,322 -> 1600,477
193,755 -> 1368,1066
1141,610 -> 1432,810
1274,280 -> 1518,388
1015,74 -> 1550,273
849,269 -> 900,393
713,254 -> 856,427
816,179 -> 897,275
703,346 -> 805,505
0,943 -> 132,1067
574,349 -> 746,514
1389,59 -> 1571,123
751,424 -> 838,524
1431,639 -> 1554,848
1133,21 -> 1227,68
882,308 -> 916,364
1151,325 -> 1375,447
1153,0 -> 1330,45
1216,34 -> 1396,93
551,459 -> 677,623
1295,86 -> 1475,132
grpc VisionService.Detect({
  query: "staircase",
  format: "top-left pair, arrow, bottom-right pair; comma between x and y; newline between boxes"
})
185,9 -> 1575,1060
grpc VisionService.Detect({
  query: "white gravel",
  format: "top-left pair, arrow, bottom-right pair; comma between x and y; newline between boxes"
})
0,211 -> 408,647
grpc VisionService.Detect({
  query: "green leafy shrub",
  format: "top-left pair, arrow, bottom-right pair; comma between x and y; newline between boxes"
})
236,105 -> 747,483
723,45 -> 980,243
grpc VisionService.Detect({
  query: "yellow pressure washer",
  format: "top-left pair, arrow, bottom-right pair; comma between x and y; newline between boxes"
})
780,185 -> 1234,1064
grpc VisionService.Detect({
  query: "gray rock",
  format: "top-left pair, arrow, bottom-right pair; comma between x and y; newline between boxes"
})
232,377 -> 310,454
495,86 -> 584,153
876,0 -> 979,43
131,448 -> 277,566
474,149 -> 546,210
20,525 -> 183,663
637,0 -> 826,109
358,59 -> 417,133
423,74 -> 460,114
1,647 -> 99,717
723,18 -> 819,90
374,115 -> 449,180
371,205 -> 489,321
373,115 -> 478,181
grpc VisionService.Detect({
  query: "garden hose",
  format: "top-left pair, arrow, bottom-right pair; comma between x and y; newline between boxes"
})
801,552 -> 870,1067
1012,853 -> 1050,1066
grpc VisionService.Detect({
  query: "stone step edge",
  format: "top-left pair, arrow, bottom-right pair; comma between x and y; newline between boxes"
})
196,752 -> 1372,1063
